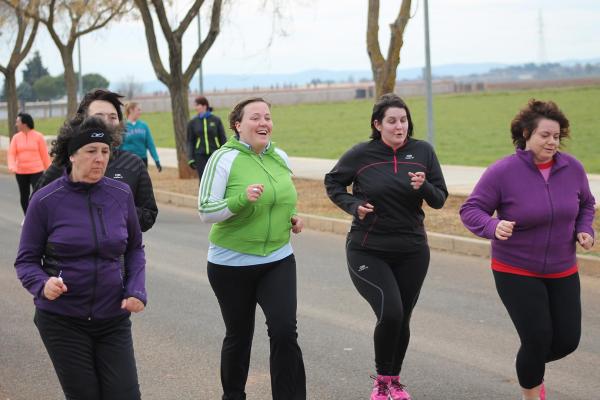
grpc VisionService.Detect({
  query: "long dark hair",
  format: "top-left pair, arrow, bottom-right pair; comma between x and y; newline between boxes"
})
370,93 -> 414,139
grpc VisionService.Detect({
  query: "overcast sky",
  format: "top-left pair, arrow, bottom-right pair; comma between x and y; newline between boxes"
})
3,0 -> 600,85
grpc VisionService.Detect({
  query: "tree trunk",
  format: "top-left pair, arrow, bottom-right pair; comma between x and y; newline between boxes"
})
168,78 -> 194,179
4,70 -> 18,138
60,46 -> 78,117
367,0 -> 412,99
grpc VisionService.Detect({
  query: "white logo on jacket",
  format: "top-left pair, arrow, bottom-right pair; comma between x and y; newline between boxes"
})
405,154 -> 414,160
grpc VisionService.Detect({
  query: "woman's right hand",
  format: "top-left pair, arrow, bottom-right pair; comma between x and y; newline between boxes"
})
495,220 -> 516,240
246,184 -> 264,202
357,202 -> 375,220
43,277 -> 67,300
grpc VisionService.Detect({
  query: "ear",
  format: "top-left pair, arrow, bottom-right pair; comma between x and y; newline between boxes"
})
373,120 -> 382,132
235,121 -> 242,133
69,155 -> 75,163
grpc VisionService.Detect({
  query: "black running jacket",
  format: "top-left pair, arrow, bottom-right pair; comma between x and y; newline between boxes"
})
325,138 -> 448,251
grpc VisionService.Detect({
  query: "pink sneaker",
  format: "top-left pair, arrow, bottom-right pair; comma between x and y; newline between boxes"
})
370,375 -> 389,400
388,376 -> 412,400
539,383 -> 546,400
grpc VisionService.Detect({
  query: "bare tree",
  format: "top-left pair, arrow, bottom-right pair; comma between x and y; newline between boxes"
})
117,75 -> 144,100
3,0 -> 131,116
367,0 -> 412,98
0,1 -> 39,138
134,0 -> 223,178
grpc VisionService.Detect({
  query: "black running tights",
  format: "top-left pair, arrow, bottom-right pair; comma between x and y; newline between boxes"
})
493,271 -> 581,389
346,238 -> 430,376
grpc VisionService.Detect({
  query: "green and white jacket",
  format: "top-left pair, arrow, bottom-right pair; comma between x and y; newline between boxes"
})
198,137 -> 297,256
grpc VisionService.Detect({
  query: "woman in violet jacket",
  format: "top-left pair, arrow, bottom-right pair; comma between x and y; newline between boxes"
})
15,117 -> 146,400
460,99 -> 595,400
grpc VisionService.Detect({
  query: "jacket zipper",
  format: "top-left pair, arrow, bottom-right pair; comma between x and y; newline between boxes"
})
262,156 -> 275,256
97,208 -> 107,237
87,192 -> 100,320
542,182 -> 554,274
393,151 -> 398,174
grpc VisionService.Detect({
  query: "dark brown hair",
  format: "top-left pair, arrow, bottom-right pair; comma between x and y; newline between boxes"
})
75,89 -> 124,123
17,112 -> 34,129
370,93 -> 414,139
194,96 -> 209,107
228,97 -> 271,136
511,99 -> 570,149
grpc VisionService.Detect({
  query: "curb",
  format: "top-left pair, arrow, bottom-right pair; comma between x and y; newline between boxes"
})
3,167 -> 599,278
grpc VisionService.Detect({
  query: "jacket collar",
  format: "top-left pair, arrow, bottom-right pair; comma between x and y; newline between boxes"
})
224,136 -> 273,156
515,148 -> 568,172
60,169 -> 104,192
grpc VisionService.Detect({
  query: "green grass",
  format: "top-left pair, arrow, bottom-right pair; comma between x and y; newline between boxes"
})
3,85 -> 600,171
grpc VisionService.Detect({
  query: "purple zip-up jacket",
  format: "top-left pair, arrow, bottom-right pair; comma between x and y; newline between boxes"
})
460,149 -> 595,275
15,173 -> 146,319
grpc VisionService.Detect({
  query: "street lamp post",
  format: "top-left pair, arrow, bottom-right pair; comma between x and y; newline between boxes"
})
424,0 -> 435,146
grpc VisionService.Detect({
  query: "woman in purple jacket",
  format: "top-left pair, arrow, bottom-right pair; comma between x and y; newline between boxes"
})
15,117 -> 146,400
460,99 -> 595,400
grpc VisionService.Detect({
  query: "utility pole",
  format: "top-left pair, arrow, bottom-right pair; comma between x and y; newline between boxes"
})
197,13 -> 204,94
423,0 -> 435,146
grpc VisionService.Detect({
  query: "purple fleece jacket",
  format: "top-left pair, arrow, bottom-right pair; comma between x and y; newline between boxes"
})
15,173 -> 146,319
460,149 -> 595,275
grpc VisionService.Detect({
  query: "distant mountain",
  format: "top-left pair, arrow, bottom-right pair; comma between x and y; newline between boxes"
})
111,58 -> 599,93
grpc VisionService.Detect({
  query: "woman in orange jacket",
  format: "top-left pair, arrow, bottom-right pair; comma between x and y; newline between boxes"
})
8,112 -> 51,214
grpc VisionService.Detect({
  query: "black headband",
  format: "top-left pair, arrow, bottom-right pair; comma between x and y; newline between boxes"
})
68,129 -> 112,155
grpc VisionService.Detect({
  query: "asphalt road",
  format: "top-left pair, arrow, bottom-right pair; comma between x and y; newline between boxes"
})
0,173 -> 599,399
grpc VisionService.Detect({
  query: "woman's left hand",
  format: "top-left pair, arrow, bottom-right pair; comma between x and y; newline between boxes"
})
121,297 -> 145,313
577,232 -> 594,250
291,215 -> 303,234
408,172 -> 426,190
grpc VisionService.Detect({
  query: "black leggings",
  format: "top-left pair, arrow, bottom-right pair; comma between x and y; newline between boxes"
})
34,309 -> 141,400
16,172 -> 42,214
346,238 -> 430,376
207,254 -> 306,400
493,271 -> 581,389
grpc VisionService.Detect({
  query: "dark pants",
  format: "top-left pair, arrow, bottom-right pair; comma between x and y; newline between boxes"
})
16,172 -> 42,214
493,271 -> 581,389
346,238 -> 430,376
141,158 -> 148,168
34,309 -> 141,400
195,153 -> 211,183
207,255 -> 306,400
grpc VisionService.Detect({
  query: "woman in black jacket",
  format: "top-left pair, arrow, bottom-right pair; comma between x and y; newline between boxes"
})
33,89 -> 158,232
325,93 -> 447,400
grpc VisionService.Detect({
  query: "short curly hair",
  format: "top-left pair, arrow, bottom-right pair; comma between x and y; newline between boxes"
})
50,117 -> 117,167
228,97 -> 271,137
511,99 -> 570,150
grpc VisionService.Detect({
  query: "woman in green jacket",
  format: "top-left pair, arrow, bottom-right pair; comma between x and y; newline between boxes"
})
198,97 -> 306,400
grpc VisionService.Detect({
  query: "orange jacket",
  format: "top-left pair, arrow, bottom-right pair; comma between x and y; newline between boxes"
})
8,130 -> 51,174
